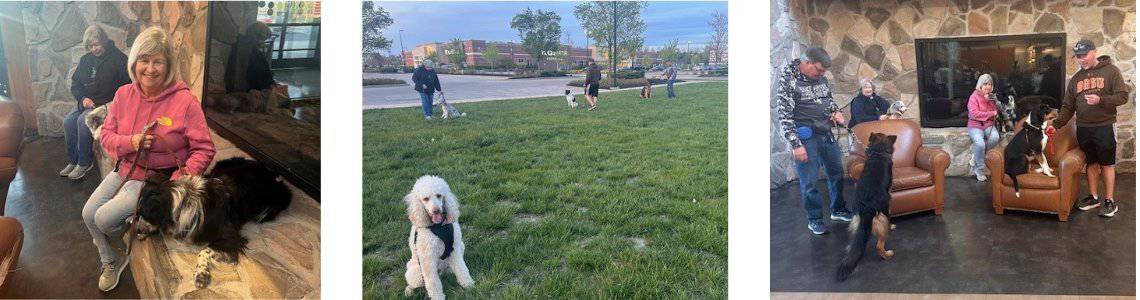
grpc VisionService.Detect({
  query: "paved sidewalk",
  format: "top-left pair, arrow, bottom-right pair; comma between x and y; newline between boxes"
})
363,72 -> 715,109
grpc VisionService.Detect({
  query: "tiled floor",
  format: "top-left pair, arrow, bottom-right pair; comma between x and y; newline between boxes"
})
770,175 -> 1135,295
0,138 -> 139,298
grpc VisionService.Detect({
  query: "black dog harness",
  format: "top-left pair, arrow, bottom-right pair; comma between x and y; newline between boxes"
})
414,222 -> 455,260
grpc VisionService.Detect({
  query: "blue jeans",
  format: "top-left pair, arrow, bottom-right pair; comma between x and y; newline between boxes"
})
794,135 -> 847,222
81,172 -> 143,264
666,79 -> 676,98
968,126 -> 1000,173
420,92 -> 434,117
64,107 -> 95,166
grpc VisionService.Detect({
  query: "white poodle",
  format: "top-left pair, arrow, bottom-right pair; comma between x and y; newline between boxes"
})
404,175 -> 474,299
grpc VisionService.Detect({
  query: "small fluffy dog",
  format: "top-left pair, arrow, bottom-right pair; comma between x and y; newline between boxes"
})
403,175 -> 474,299
885,100 -> 908,118
836,133 -> 896,282
565,90 -> 579,108
640,79 -> 652,99
135,158 -> 293,288
85,104 -> 110,139
1003,102 -> 1059,197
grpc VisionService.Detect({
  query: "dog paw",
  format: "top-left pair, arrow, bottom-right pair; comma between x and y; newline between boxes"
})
882,250 -> 895,260
195,271 -> 211,288
459,279 -> 475,288
404,286 -> 414,296
890,224 -> 896,230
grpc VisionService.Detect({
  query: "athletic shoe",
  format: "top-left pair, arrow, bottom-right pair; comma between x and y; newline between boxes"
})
425,116 -> 432,120
59,164 -> 76,177
1077,195 -> 1100,211
98,258 -> 130,291
808,219 -> 827,235
830,210 -> 853,222
974,169 -> 988,182
68,165 -> 93,180
1100,199 -> 1118,218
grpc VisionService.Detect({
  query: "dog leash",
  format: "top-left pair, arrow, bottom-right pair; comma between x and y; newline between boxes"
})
118,121 -> 190,257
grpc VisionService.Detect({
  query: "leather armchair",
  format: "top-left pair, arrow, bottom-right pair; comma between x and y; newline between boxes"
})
846,119 -> 951,216
0,101 -> 25,288
985,118 -> 1084,221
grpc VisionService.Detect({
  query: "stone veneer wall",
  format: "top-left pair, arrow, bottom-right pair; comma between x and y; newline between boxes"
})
15,1 -> 208,137
772,0 -> 1137,187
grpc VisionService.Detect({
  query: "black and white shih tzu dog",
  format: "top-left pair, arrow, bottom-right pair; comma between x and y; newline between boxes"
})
135,157 -> 293,288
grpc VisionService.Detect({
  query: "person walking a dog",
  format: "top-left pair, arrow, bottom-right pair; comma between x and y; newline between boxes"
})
585,59 -> 602,110
662,61 -> 678,99
1052,39 -> 1130,218
847,79 -> 890,129
62,25 -> 131,180
776,47 -> 854,235
967,74 -> 1001,182
81,27 -> 217,291
413,59 -> 443,119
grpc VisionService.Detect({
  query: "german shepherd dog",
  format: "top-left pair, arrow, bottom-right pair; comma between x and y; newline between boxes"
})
836,133 -> 896,282
1003,101 -> 1059,197
640,78 -> 652,99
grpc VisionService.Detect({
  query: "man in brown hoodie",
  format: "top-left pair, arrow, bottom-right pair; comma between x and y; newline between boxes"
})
1051,39 -> 1130,218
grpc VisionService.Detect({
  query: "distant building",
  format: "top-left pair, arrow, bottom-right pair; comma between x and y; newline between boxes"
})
404,39 -> 593,69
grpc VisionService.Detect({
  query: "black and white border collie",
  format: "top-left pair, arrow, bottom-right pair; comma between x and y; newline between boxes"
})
135,157 -> 293,288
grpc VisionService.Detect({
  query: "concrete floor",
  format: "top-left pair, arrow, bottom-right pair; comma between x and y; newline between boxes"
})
0,138 -> 139,298
770,175 -> 1135,295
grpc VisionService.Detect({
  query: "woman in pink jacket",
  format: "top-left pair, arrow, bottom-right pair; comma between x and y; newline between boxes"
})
968,73 -> 1001,182
81,27 -> 216,292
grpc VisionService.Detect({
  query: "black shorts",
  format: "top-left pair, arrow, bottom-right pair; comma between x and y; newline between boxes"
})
1076,125 -> 1117,166
586,83 -> 599,97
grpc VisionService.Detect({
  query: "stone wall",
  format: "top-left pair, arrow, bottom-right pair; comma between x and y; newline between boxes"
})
772,0 -> 1137,187
15,1 -> 208,136
771,0 -> 804,187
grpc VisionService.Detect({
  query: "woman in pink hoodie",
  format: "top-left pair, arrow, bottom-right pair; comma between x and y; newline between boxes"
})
81,27 -> 216,292
968,73 -> 1001,182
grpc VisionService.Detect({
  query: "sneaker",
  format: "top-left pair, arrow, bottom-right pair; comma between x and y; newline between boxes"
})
98,258 -> 130,291
68,165 -> 93,180
1077,195 -> 1100,211
974,169 -> 988,182
59,164 -> 76,177
425,116 -> 432,120
1099,199 -> 1118,218
830,210 -> 853,222
807,219 -> 827,235
588,106 -> 597,111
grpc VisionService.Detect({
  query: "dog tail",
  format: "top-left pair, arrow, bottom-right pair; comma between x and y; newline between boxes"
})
836,212 -> 874,282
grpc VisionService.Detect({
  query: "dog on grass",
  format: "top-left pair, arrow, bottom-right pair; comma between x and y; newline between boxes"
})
836,132 -> 896,282
403,175 -> 474,299
640,79 -> 652,99
565,90 -> 579,108
436,93 -> 467,119
1003,101 -> 1059,197
135,158 -> 293,288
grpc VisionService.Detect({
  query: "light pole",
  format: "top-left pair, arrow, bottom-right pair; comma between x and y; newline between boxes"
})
399,29 -> 407,70
611,0 -> 617,88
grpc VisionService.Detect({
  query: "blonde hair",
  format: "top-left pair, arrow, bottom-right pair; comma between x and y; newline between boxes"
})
127,27 -> 179,87
83,25 -> 108,48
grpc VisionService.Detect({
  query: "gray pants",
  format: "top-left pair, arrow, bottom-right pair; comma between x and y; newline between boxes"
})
81,172 -> 142,264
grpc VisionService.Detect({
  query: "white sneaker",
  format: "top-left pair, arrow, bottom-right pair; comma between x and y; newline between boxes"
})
68,165 -> 93,180
974,169 -> 988,182
59,164 -> 76,177
98,258 -> 129,291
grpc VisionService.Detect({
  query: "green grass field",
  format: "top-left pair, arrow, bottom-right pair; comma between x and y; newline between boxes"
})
363,82 -> 727,299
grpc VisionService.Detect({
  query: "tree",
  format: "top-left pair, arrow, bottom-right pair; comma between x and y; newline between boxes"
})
707,10 -> 728,64
483,43 -> 502,68
362,1 -> 393,56
658,39 -> 681,64
446,37 -> 467,68
691,50 -> 707,66
573,1 -> 646,68
510,8 -> 563,69
426,50 -> 440,64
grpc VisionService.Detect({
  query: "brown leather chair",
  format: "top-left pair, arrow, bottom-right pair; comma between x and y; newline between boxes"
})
846,119 -> 951,216
985,118 -> 1084,221
0,100 -> 25,287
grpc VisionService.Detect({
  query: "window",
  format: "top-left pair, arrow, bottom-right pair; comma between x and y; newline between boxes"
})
259,1 -> 320,67
517,58 -> 525,63
915,34 -> 1066,127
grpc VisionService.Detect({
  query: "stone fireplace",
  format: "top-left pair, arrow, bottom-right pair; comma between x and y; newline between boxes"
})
771,0 -> 1136,187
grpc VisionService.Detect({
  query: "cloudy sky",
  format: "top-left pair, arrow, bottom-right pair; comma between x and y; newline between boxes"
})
376,1 -> 727,54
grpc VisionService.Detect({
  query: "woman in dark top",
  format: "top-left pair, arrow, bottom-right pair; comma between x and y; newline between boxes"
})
584,59 -> 601,111
412,59 -> 442,119
61,25 -> 130,180
847,79 -> 890,129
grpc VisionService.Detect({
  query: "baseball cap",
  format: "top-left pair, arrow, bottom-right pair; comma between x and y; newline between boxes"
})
1073,39 -> 1095,58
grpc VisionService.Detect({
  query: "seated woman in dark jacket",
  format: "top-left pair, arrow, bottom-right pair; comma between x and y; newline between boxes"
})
61,25 -> 130,180
847,79 -> 891,129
